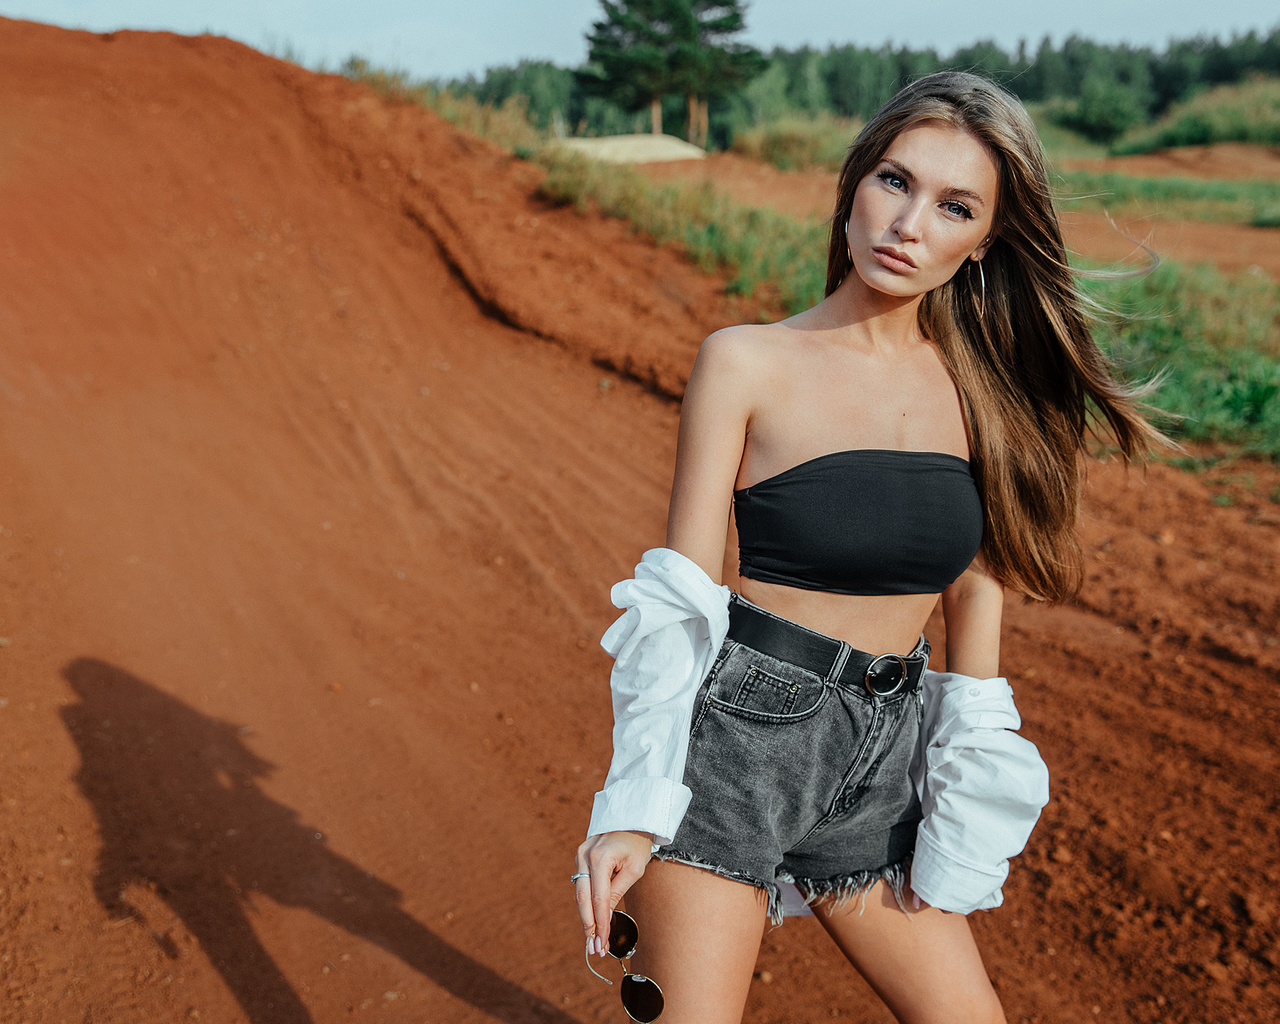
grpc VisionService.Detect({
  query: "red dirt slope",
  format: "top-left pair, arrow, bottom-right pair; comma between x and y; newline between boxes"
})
0,17 -> 1278,1024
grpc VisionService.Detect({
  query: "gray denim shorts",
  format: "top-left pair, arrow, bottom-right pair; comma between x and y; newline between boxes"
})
656,595 -> 923,923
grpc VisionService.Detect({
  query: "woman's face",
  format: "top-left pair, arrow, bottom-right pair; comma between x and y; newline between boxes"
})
846,122 -> 999,300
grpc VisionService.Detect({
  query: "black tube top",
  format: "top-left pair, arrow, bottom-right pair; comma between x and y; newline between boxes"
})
733,449 -> 984,596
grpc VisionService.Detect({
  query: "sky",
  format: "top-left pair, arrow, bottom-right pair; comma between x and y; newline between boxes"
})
4,1 -> 1278,81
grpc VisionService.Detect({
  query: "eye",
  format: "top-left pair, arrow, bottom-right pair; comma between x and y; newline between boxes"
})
876,169 -> 907,191
942,200 -> 974,220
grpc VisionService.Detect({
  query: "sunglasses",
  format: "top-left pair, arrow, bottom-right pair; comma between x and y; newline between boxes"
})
584,910 -> 664,1022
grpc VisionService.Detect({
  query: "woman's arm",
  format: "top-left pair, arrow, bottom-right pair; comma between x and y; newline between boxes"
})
915,559 -> 1053,914
664,328 -> 760,578
940,557 -> 1004,678
575,327 -> 761,955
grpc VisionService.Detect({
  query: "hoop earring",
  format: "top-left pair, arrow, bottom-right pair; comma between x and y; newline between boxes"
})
845,218 -> 852,263
973,258 -> 986,320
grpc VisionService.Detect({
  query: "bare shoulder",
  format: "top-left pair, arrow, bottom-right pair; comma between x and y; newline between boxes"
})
687,321 -> 789,402
667,322 -> 793,567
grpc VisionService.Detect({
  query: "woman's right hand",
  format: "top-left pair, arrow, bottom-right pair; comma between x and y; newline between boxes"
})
574,830 -> 654,955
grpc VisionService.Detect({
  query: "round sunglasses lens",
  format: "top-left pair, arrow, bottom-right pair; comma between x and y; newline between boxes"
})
620,974 -> 664,1023
608,911 -> 639,958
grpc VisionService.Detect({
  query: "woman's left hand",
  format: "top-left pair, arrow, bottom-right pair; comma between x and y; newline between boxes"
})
573,830 -> 654,954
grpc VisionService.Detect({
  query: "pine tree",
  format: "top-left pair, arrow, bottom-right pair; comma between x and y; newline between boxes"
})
670,2 -> 765,147
576,0 -> 685,135
576,0 -> 763,142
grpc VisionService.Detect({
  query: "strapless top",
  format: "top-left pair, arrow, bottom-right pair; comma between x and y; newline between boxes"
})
732,449 -> 984,596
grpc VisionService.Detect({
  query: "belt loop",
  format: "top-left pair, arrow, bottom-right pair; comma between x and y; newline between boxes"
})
915,634 -> 931,661
827,642 -> 851,686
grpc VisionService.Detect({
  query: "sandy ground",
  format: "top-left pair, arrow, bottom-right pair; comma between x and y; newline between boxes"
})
0,18 -> 1278,1024
554,135 -> 706,164
638,151 -> 1280,279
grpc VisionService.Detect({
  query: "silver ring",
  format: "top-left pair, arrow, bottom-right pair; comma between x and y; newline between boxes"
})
570,872 -> 590,884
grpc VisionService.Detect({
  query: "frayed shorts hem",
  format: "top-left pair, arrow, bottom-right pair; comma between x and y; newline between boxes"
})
781,857 -> 912,918
652,847 -> 912,926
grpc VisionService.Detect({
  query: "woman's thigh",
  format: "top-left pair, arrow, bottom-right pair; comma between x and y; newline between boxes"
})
623,859 -> 769,1024
815,880 -> 1006,1024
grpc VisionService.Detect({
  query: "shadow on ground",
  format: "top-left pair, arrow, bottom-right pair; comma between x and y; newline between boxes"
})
61,657 -> 578,1024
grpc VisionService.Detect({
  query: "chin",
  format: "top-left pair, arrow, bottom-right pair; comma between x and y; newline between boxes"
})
856,265 -> 928,299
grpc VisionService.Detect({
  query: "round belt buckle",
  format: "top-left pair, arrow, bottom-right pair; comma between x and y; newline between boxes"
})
864,654 -> 908,697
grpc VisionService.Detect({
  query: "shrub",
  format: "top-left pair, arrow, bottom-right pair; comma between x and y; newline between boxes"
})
1112,76 -> 1280,153
1024,105 -> 1109,161
731,113 -> 862,171
1047,74 -> 1149,143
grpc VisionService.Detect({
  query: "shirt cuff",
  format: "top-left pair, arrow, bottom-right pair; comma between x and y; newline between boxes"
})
587,776 -> 693,848
910,830 -> 1007,915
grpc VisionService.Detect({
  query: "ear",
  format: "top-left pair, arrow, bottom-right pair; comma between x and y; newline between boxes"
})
971,235 -> 995,261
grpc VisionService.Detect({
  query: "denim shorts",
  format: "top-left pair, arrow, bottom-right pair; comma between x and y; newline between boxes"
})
656,595 -> 924,923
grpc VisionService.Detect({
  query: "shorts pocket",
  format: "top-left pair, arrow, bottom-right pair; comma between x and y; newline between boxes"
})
688,638 -> 738,738
707,645 -> 828,722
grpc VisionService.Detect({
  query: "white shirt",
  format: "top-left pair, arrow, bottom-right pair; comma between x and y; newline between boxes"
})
587,547 -> 1050,916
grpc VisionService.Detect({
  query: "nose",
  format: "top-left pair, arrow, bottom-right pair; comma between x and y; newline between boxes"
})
892,198 -> 926,242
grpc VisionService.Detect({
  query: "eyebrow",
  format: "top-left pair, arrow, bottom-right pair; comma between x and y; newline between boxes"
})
881,158 -> 989,207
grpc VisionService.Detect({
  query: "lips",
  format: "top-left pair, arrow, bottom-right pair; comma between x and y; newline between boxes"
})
872,246 -> 917,271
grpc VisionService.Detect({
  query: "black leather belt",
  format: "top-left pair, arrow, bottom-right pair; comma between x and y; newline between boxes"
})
727,597 -> 929,698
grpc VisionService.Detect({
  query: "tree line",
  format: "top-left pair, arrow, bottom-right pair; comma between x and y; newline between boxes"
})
444,23 -> 1280,146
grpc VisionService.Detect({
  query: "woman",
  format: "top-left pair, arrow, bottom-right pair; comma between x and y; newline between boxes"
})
574,71 -> 1165,1024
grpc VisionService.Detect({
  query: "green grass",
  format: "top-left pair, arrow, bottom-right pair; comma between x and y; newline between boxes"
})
537,149 -> 829,311
1087,261 -> 1280,456
1113,77 -> 1280,154
1053,169 -> 1280,224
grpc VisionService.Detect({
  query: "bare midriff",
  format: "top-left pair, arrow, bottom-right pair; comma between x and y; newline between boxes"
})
736,575 -> 939,658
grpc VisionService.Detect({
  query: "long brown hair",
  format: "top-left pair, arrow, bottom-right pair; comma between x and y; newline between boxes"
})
827,71 -> 1166,602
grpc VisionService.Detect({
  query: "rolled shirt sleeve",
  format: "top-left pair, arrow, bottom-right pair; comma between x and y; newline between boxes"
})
910,671 -> 1051,914
587,549 -> 730,847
